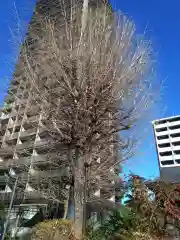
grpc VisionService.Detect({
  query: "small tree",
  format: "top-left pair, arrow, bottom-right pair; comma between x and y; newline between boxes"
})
124,175 -> 180,239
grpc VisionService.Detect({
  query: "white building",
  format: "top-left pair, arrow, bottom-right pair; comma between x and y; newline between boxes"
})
152,115 -> 180,182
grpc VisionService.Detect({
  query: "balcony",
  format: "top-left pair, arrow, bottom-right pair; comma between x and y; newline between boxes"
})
159,155 -> 173,161
0,141 -> 46,156
5,155 -> 48,167
0,123 -> 7,132
0,191 -> 49,204
8,121 -> 15,128
155,130 -> 168,137
16,140 -> 50,152
174,154 -> 180,159
172,145 -> 180,152
167,120 -> 180,127
160,160 -> 175,167
0,112 -> 10,120
158,146 -> 172,153
170,137 -> 180,143
0,161 -> 9,170
31,168 -> 69,179
0,136 -> 3,142
154,122 -> 167,129
157,138 -> 170,144
26,106 -> 40,118
0,139 -> 67,156
23,116 -> 39,128
6,132 -> 19,141
11,119 -> 21,128
0,153 -> 67,170
16,141 -> 35,151
31,153 -> 63,164
18,167 -> 69,183
0,174 -> 8,183
0,146 -> 14,155
20,128 -> 37,139
10,157 -> 32,167
169,129 -> 180,135
16,107 -> 25,116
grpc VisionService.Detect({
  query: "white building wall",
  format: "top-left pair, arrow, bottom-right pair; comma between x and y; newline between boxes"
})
152,115 -> 180,182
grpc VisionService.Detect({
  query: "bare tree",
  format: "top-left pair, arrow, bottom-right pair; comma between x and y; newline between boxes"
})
10,2 -> 154,238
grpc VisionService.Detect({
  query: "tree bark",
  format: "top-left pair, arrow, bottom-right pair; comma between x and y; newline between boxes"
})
63,188 -> 70,219
73,148 -> 84,239
67,145 -> 75,220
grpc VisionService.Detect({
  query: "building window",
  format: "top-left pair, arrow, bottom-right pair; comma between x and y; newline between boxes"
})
156,127 -> 167,132
174,150 -> 180,155
169,125 -> 180,130
159,151 -> 172,156
168,117 -> 180,122
172,141 -> 180,146
171,133 -> 180,138
155,120 -> 166,125
157,135 -> 169,140
158,143 -> 170,148
161,160 -> 174,165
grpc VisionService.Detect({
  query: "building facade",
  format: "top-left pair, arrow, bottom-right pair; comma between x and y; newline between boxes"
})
152,115 -> 180,182
0,0 -> 118,237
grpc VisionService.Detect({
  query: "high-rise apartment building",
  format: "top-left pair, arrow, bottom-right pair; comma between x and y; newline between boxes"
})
0,0 -> 117,236
152,115 -> 180,182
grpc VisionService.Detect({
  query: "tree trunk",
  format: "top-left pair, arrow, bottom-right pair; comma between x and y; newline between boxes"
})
65,146 -> 84,238
66,145 -> 75,220
73,148 -> 84,239
67,184 -> 75,220
63,188 -> 70,220
74,173 -> 84,238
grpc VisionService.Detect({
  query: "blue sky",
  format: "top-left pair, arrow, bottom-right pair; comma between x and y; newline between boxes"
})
0,0 -> 180,179
111,0 -> 180,179
0,0 -> 36,102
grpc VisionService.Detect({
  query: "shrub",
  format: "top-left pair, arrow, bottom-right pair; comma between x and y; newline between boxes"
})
31,219 -> 76,240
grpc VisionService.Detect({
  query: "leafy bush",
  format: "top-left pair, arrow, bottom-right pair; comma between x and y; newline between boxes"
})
86,206 -> 133,240
31,219 -> 76,240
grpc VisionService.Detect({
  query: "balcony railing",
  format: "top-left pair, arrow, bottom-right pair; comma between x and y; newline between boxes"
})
0,140 -> 68,156
0,174 -> 8,182
18,168 -> 69,183
156,130 -> 169,137
20,128 -> 37,138
167,120 -> 180,127
157,138 -> 169,144
0,113 -> 10,120
31,168 -> 69,178
154,122 -> 167,129
159,155 -> 173,161
6,132 -> 19,141
169,129 -> 180,135
158,146 -> 172,153
0,191 -> 49,204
